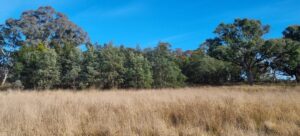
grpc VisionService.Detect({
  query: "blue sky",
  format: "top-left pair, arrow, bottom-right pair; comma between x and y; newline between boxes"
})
0,0 -> 299,50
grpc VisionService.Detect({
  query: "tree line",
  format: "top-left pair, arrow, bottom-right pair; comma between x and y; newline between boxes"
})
0,6 -> 299,90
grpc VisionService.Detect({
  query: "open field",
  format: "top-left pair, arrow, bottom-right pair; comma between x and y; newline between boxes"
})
0,86 -> 300,136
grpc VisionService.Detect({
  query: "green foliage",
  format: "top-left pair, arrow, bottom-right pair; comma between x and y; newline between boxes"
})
145,42 -> 186,88
207,18 -> 270,85
282,25 -> 300,82
13,43 -> 60,89
5,6 -> 88,47
1,6 -> 300,89
264,39 -> 300,81
183,49 -> 241,84
56,43 -> 82,89
97,44 -> 126,89
283,25 -> 300,41
80,45 -> 153,89
79,44 -> 100,88
122,48 -> 153,88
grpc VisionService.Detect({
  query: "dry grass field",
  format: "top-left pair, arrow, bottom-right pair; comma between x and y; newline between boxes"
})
0,86 -> 299,136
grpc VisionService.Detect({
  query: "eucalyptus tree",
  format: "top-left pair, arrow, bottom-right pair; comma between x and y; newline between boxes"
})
0,6 -> 89,87
0,21 -> 23,86
5,6 -> 89,47
283,25 -> 300,41
263,26 -> 300,82
206,18 -> 270,85
263,39 -> 300,82
282,25 -> 300,82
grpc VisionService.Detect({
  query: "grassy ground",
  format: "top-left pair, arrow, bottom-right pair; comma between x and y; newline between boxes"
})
0,86 -> 299,136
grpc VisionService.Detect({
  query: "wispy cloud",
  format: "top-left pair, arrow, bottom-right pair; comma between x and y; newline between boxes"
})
73,2 -> 146,20
101,2 -> 144,17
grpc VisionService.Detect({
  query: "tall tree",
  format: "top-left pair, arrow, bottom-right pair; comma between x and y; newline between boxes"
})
262,26 -> 300,82
282,25 -> 300,82
145,42 -> 186,88
0,6 -> 88,87
264,39 -> 300,82
0,21 -> 23,86
5,6 -> 89,47
0,25 -> 11,86
207,18 -> 270,85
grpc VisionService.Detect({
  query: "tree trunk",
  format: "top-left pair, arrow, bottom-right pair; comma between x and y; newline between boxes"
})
272,70 -> 277,82
1,70 -> 8,86
246,70 -> 254,85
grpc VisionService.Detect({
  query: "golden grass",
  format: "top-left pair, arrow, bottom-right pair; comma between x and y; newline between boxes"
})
0,86 -> 299,136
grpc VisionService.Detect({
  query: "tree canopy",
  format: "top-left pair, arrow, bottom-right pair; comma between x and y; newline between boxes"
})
206,18 -> 270,85
0,6 -> 299,90
5,6 -> 89,47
